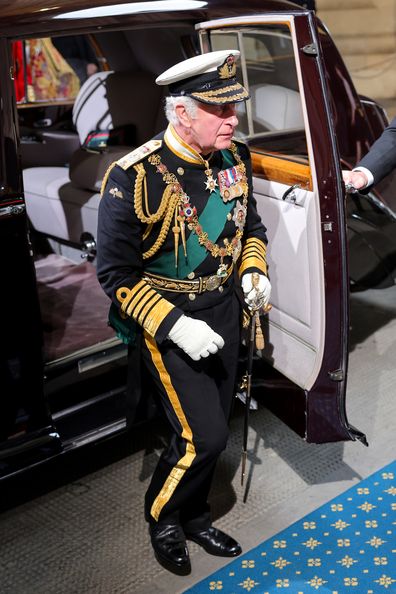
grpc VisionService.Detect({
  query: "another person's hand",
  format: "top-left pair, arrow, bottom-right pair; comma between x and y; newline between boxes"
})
342,170 -> 368,192
168,315 -> 224,361
241,273 -> 271,310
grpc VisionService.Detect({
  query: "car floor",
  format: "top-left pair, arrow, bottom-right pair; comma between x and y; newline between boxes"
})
35,253 -> 115,362
0,283 -> 395,594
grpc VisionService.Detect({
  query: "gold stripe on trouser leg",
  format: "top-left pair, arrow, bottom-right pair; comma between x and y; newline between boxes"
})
145,333 -> 197,521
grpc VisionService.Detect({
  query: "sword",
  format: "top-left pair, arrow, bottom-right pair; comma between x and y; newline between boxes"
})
241,273 -> 271,488
241,309 -> 256,486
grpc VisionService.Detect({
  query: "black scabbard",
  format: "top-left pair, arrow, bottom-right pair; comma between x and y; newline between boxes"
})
241,312 -> 256,486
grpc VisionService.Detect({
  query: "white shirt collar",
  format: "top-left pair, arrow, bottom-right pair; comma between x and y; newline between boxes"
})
164,124 -> 205,165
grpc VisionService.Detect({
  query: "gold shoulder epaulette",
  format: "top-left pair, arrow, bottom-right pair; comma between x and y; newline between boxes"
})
117,140 -> 163,170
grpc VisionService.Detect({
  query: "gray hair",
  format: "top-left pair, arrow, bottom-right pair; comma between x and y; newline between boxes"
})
164,96 -> 199,126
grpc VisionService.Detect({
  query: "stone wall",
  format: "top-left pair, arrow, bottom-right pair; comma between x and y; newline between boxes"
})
316,0 -> 396,105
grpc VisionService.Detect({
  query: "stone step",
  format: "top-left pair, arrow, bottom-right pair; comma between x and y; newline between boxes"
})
373,98 -> 396,120
335,33 -> 396,55
316,0 -> 396,98
317,0 -> 373,9
343,53 -> 396,97
318,8 -> 392,37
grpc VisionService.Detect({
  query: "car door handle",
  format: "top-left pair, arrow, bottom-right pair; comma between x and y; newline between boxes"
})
282,184 -> 301,202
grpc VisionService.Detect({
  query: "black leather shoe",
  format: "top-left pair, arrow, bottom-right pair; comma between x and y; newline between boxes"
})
149,524 -> 191,575
185,526 -> 242,557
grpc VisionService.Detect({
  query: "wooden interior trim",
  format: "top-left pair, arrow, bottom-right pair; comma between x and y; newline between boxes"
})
251,151 -> 312,191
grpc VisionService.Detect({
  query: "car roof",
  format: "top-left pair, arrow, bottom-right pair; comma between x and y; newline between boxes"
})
0,0 -> 306,39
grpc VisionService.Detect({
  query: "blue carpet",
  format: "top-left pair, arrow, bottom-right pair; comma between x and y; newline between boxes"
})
184,461 -> 396,594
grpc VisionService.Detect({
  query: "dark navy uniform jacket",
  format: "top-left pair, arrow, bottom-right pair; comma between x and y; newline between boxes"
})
97,125 -> 268,344
358,116 -> 396,186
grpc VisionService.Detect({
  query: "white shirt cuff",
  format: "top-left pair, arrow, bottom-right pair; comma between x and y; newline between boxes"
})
353,166 -> 374,188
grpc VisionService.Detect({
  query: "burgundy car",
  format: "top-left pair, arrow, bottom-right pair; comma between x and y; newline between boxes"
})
1,0 -> 394,480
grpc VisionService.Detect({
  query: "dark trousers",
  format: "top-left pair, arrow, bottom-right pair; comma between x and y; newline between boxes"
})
142,294 -> 241,530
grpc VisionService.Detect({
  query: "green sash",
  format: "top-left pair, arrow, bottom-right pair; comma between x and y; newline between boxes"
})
147,149 -> 235,278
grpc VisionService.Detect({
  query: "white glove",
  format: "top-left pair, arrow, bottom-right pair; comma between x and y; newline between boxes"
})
241,273 -> 271,310
168,315 -> 224,361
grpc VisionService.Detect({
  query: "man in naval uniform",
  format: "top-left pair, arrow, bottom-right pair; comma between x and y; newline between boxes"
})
97,50 -> 271,575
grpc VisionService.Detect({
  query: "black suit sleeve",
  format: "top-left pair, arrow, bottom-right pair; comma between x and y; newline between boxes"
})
358,116 -> 396,185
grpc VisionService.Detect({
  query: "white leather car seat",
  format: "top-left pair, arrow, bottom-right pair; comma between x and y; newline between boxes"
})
23,69 -> 165,245
251,83 -> 304,131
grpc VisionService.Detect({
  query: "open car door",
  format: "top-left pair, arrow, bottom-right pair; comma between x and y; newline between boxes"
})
197,12 -> 366,444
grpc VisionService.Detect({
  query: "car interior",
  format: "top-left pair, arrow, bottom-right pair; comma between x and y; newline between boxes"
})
18,29 -> 184,373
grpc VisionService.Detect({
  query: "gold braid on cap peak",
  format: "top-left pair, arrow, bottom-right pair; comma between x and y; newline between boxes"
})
191,89 -> 248,104
192,83 -> 240,97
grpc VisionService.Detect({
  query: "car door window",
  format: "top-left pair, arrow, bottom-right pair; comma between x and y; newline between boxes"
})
199,20 -> 339,398
208,26 -> 307,157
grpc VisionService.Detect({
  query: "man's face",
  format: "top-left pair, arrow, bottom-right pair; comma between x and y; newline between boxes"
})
187,102 -> 239,154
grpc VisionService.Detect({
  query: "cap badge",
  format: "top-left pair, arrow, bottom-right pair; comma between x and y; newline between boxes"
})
217,55 -> 237,80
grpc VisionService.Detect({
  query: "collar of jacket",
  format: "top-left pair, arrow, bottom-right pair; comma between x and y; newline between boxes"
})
164,123 -> 210,165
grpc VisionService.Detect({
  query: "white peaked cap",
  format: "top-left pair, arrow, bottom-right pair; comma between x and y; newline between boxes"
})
156,50 -> 249,105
